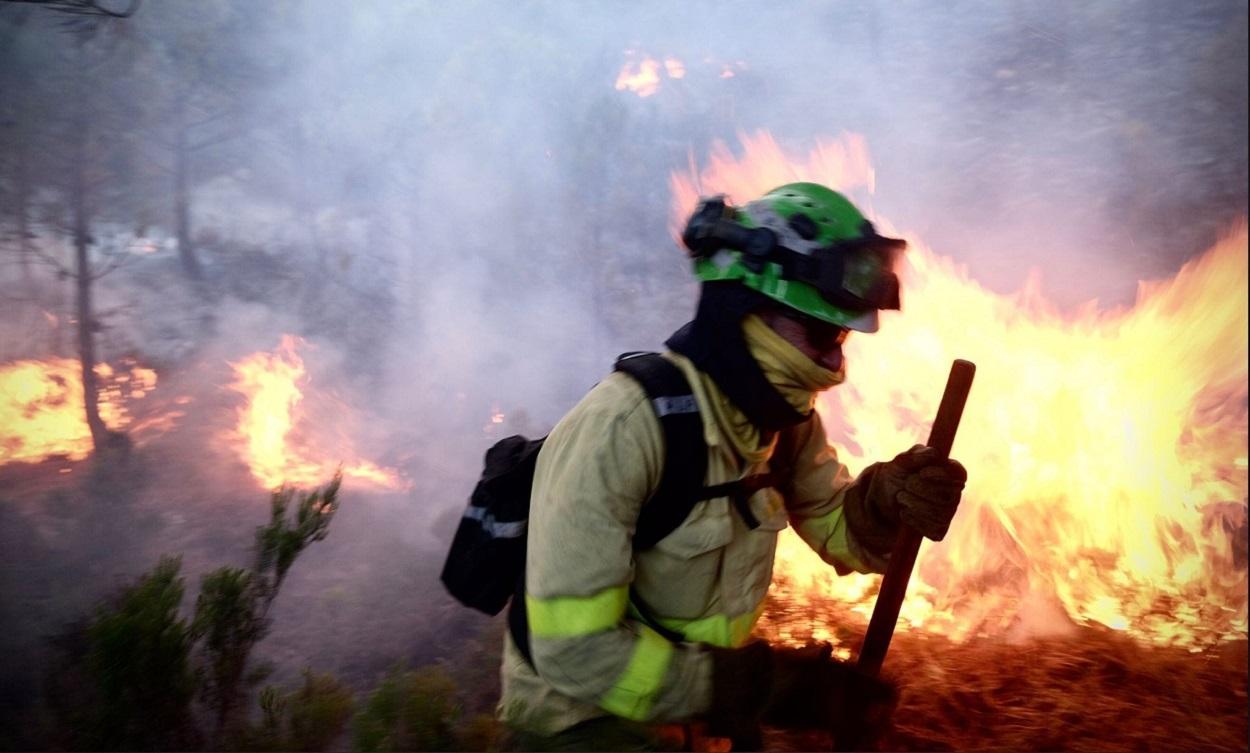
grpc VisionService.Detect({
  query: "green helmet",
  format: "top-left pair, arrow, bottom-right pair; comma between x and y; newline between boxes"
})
680,182 -> 905,332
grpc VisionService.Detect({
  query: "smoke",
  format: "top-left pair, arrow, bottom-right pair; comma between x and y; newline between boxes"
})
1,0 -> 1246,704
224,0 -> 1249,406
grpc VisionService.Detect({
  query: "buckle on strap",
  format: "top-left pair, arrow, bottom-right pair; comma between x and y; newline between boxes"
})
696,472 -> 780,530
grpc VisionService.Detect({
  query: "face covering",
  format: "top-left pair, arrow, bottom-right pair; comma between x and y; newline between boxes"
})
742,313 -> 844,413
700,313 -> 844,465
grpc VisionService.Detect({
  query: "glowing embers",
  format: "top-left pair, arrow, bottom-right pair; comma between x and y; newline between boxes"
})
672,132 -> 1249,650
0,357 -> 159,464
227,335 -> 407,492
613,51 -> 744,98
614,55 -> 664,97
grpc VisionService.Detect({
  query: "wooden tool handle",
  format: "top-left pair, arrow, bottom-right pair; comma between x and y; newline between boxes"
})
856,359 -> 976,677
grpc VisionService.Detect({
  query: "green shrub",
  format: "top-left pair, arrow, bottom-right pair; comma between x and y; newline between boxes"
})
457,712 -> 505,752
354,665 -> 465,752
193,566 -> 265,736
241,669 -> 354,751
194,473 -> 343,743
287,669 -> 355,750
40,556 -> 198,750
36,474 -> 345,750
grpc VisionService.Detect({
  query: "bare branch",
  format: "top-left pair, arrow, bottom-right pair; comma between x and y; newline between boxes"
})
188,127 -> 245,153
29,244 -> 74,278
1,0 -> 141,19
186,106 -> 238,131
88,244 -> 131,280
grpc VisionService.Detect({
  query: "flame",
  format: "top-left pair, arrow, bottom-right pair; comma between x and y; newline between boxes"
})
671,132 -> 1249,651
615,56 -> 663,97
614,53 -> 745,97
670,130 -> 876,236
0,357 -> 161,463
227,335 -> 408,492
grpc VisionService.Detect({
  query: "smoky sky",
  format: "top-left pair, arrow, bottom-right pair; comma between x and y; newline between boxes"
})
247,0 -> 1245,426
238,0 -> 1247,305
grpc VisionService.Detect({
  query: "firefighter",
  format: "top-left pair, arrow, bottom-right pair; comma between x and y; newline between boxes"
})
499,183 -> 967,751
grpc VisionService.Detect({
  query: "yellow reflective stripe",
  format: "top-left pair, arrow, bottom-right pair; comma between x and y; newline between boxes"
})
651,602 -> 766,648
796,510 -> 863,569
796,510 -> 841,546
598,625 -> 673,721
525,586 -> 628,639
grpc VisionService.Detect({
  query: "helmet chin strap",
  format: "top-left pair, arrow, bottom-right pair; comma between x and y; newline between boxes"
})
666,282 -> 811,434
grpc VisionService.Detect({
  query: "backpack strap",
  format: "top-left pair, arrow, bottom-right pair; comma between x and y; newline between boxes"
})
509,352 -> 703,663
691,422 -> 800,528
510,353 -> 793,663
508,566 -> 535,665
614,352 -> 710,551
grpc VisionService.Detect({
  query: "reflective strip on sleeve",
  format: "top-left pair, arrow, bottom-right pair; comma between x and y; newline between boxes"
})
794,510 -> 841,549
525,586 -> 629,639
650,603 -> 766,648
794,508 -> 877,574
598,624 -> 674,721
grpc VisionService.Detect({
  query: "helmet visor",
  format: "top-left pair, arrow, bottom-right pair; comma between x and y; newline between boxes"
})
781,224 -> 904,313
819,232 -> 904,311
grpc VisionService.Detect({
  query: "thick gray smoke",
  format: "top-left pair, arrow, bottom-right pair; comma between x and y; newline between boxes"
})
195,0 -> 1246,432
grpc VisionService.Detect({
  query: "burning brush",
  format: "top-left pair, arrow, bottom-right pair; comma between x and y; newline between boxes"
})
673,130 -> 1249,656
225,335 -> 408,493
0,356 -> 169,465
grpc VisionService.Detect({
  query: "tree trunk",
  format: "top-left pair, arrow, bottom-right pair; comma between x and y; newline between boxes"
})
75,236 -> 108,452
72,57 -> 107,453
174,96 -> 202,281
12,82 -> 34,282
17,142 -> 32,281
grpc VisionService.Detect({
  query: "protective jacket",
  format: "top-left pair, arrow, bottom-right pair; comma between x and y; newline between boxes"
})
497,350 -> 889,735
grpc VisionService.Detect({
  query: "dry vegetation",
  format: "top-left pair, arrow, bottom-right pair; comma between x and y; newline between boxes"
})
760,591 -> 1248,752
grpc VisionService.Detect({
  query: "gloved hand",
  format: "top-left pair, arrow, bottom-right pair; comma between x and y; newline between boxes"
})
843,445 -> 967,555
764,643 -> 896,732
706,641 -> 773,750
706,641 -> 897,749
870,445 -> 967,541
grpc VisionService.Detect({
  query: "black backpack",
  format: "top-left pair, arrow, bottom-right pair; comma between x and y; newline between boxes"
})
439,352 -> 781,661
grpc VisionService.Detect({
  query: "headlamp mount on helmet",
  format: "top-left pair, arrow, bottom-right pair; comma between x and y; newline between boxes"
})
682,196 -> 777,272
681,194 -> 904,314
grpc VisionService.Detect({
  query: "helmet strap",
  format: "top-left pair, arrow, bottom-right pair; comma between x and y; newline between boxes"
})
666,282 -> 811,434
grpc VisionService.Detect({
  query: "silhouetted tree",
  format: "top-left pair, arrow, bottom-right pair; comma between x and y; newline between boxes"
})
193,473 -> 343,745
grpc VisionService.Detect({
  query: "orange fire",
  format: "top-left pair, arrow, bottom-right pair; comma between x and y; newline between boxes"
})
672,131 -> 1249,651
227,335 -> 408,492
615,53 -> 744,97
615,55 -> 664,97
0,357 -> 161,463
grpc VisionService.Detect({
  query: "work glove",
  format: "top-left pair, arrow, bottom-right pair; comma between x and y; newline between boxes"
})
706,641 -> 897,750
705,641 -> 772,750
765,643 -> 896,733
844,445 -> 967,554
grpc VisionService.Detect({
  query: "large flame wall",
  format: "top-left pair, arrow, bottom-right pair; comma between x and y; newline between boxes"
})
673,131 -> 1248,650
